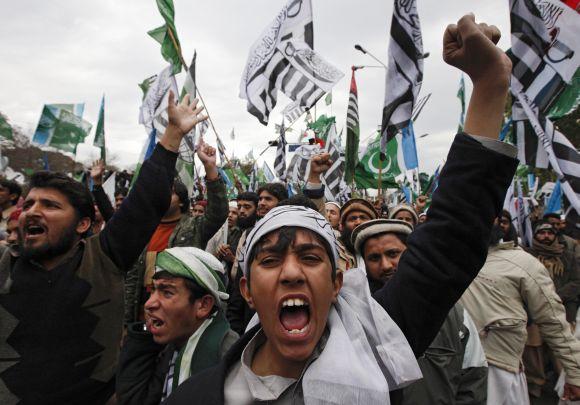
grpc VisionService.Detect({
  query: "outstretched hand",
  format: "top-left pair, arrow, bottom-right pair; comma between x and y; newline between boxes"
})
160,91 -> 207,152
90,159 -> 105,186
443,14 -> 511,88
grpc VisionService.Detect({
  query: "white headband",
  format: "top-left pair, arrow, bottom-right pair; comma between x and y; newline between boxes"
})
238,205 -> 339,277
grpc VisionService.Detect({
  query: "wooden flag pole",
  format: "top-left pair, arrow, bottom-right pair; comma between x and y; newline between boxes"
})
377,157 -> 383,198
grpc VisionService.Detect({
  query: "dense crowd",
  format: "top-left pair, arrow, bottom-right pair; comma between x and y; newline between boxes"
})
0,15 -> 578,405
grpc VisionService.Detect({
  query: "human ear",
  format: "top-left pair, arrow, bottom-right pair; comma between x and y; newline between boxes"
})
76,217 -> 92,235
332,271 -> 343,303
240,276 -> 255,309
196,295 -> 215,319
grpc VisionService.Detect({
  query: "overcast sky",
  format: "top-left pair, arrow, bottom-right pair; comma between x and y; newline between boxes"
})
0,0 -> 512,174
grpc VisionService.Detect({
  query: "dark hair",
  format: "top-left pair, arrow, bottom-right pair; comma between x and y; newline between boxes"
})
246,226 -> 336,288
173,179 -> 190,214
154,271 -> 216,308
115,188 -> 128,198
543,212 -> 561,221
0,179 -> 22,205
501,209 -> 512,222
277,195 -> 318,211
29,171 -> 95,223
236,191 -> 259,206
257,183 -> 288,203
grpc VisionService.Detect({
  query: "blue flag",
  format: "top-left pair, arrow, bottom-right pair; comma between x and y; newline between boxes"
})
546,180 -> 562,214
401,122 -> 418,170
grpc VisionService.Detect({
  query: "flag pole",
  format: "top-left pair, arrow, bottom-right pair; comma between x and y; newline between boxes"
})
377,157 -> 382,199
165,27 -> 242,188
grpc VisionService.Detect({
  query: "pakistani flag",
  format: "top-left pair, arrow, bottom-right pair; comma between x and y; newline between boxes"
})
32,104 -> 92,154
93,95 -> 106,161
148,0 -> 183,74
0,113 -> 13,140
354,134 -> 402,189
308,115 -> 335,143
176,158 -> 195,196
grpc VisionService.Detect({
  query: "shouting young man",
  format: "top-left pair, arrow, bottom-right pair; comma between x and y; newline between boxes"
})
165,14 -> 520,405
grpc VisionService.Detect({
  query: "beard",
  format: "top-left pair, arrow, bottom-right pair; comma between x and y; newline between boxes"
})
238,212 -> 257,230
489,224 -> 504,247
20,224 -> 78,263
340,227 -> 355,255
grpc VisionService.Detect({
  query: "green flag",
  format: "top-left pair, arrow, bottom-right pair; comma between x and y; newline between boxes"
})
148,0 -> 183,74
354,134 -> 401,189
176,158 -> 195,196
548,69 -> 579,119
0,113 -> 13,140
138,75 -> 157,100
307,115 -> 335,142
49,109 -> 92,154
324,92 -> 332,106
93,95 -> 106,161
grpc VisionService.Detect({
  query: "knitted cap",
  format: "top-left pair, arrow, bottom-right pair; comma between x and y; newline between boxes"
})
340,198 -> 377,224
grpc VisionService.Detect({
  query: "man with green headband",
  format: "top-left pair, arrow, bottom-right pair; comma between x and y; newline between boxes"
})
116,247 -> 238,405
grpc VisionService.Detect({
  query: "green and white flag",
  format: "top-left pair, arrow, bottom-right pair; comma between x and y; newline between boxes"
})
345,69 -> 359,185
139,75 -> 157,100
32,104 -> 92,153
181,51 -> 197,100
93,95 -> 106,161
354,133 -> 402,189
148,0 -> 183,74
324,92 -> 332,106
0,113 -> 13,140
176,158 -> 195,196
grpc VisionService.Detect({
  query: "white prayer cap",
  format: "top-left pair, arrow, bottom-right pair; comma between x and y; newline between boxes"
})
155,247 -> 229,304
238,205 -> 339,277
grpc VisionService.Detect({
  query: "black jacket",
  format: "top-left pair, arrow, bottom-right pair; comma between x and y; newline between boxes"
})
165,134 -> 518,405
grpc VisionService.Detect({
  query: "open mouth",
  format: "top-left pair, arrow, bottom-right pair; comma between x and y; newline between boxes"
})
24,223 -> 46,238
146,315 -> 165,333
279,297 -> 311,335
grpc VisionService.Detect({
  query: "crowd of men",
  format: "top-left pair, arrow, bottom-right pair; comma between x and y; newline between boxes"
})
0,14 -> 578,405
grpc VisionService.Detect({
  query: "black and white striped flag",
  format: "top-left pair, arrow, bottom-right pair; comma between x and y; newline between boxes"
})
285,144 -> 319,184
274,120 -> 287,180
322,125 -> 345,201
513,81 -> 580,213
240,0 -> 343,125
380,0 -> 424,156
509,0 -> 579,167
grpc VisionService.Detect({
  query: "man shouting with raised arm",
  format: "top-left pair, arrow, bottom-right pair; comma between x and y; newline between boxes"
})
165,15 -> 520,405
0,92 -> 217,404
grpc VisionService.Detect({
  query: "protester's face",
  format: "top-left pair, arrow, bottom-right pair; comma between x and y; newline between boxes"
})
114,194 -> 125,210
19,188 -> 90,261
0,185 -> 16,207
499,216 -> 511,236
145,277 -> 214,346
418,215 -> 427,224
241,229 -> 342,367
546,217 -> 565,233
393,210 -> 416,226
191,204 -> 205,217
535,229 -> 556,244
363,233 -> 407,284
344,210 -> 372,232
258,191 -> 279,217
227,206 -> 239,227
238,200 -> 257,219
6,218 -> 21,256
324,204 -> 340,229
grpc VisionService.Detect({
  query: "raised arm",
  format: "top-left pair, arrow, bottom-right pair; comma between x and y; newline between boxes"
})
100,92 -> 207,271
373,15 -> 518,356
194,137 -> 228,248
90,159 -> 115,222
